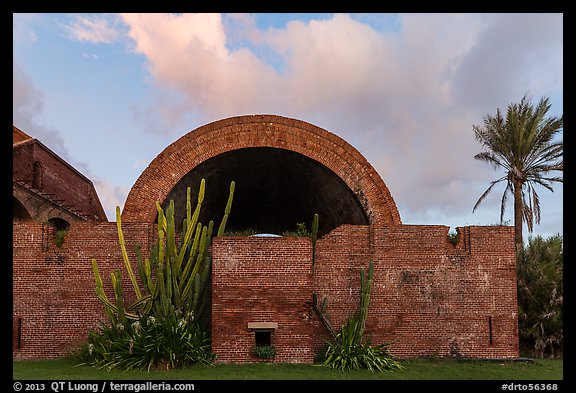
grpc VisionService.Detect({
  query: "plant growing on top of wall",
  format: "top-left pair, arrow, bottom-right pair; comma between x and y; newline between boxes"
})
80,179 -> 235,370
320,261 -> 404,372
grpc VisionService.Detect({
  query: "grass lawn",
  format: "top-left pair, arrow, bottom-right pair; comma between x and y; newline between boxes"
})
13,357 -> 562,380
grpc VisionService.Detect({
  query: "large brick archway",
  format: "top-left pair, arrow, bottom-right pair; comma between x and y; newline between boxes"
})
122,115 -> 401,232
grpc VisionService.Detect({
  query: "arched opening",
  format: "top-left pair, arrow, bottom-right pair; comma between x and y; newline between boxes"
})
47,217 -> 70,248
32,161 -> 43,189
47,217 -> 70,231
13,197 -> 32,220
161,147 -> 369,236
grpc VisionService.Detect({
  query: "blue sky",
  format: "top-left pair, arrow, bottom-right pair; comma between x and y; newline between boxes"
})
13,13 -> 563,241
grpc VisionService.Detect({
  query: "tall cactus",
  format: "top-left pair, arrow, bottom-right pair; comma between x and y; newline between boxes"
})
311,213 -> 319,266
92,178 -> 235,322
354,260 -> 374,343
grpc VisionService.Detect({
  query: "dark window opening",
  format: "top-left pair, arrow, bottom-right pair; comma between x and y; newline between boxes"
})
32,161 -> 43,189
14,317 -> 22,350
255,331 -> 272,347
47,217 -> 70,231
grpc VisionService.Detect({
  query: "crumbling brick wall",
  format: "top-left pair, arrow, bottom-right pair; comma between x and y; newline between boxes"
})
12,221 -> 152,359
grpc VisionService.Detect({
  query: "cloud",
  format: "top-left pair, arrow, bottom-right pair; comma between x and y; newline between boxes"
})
13,59 -> 71,160
13,14 -> 39,43
115,13 -> 563,225
64,14 -> 121,44
13,58 -> 127,221
92,177 -> 130,221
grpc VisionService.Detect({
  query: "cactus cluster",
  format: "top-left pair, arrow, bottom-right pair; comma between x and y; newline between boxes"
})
92,179 -> 235,325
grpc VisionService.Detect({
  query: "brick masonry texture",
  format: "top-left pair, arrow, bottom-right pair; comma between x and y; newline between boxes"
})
13,222 -> 517,361
13,115 -> 518,362
13,221 -> 153,359
13,131 -> 106,222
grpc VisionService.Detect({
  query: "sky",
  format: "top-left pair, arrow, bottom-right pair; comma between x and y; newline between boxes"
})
12,13 -> 563,241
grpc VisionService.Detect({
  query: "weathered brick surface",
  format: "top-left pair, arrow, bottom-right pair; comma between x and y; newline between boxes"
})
212,224 -> 518,363
315,225 -> 517,358
12,221 -> 152,359
13,219 -> 517,362
13,136 -> 106,221
211,237 -> 314,363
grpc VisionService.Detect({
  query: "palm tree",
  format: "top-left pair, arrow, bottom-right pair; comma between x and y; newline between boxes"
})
472,95 -> 563,252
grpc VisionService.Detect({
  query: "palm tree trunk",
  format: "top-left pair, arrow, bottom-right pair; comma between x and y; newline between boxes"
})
513,180 -> 524,252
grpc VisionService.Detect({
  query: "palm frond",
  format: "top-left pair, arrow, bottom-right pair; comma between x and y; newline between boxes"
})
472,176 -> 507,212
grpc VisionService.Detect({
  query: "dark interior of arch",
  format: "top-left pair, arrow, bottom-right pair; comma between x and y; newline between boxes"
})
161,147 -> 369,236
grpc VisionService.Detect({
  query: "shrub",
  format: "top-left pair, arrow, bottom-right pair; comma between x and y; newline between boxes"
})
321,318 -> 403,372
54,229 -> 68,247
77,314 -> 214,371
517,234 -> 563,358
253,345 -> 276,358
282,222 -> 311,237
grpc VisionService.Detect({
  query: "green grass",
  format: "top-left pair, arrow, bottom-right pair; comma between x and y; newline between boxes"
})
13,357 -> 562,380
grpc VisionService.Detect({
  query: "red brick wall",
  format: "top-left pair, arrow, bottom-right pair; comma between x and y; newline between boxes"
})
13,221 -> 517,361
122,115 -> 401,226
211,237 -> 314,363
13,141 -> 106,221
13,221 -> 152,359
313,224 -> 518,358
213,225 -> 518,362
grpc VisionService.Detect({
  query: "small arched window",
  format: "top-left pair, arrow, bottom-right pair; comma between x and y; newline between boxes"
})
32,161 -> 43,189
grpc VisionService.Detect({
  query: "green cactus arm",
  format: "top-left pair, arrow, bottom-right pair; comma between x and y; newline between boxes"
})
180,270 -> 195,302
206,220 -> 214,247
165,255 -> 173,307
110,269 -> 128,323
155,202 -> 166,268
135,244 -> 150,295
186,186 -> 191,233
177,181 -> 205,267
92,259 -> 117,320
217,181 -> 235,236
312,213 -> 319,239
190,273 -> 201,314
128,294 -> 152,312
166,200 -> 177,264
116,206 -> 142,299
180,222 -> 202,287
144,257 -> 154,294
311,213 -> 319,265
189,179 -> 205,235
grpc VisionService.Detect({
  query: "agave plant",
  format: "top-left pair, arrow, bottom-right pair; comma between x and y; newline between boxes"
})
320,261 -> 403,372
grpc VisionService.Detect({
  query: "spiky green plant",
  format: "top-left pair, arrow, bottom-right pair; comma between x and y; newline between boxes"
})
87,179 -> 234,370
320,260 -> 402,372
92,179 -> 234,322
311,213 -> 319,265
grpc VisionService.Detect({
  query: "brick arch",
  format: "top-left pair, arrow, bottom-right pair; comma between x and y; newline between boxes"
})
122,114 -> 401,226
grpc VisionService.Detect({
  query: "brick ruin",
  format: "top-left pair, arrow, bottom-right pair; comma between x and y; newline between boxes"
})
13,115 -> 519,362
